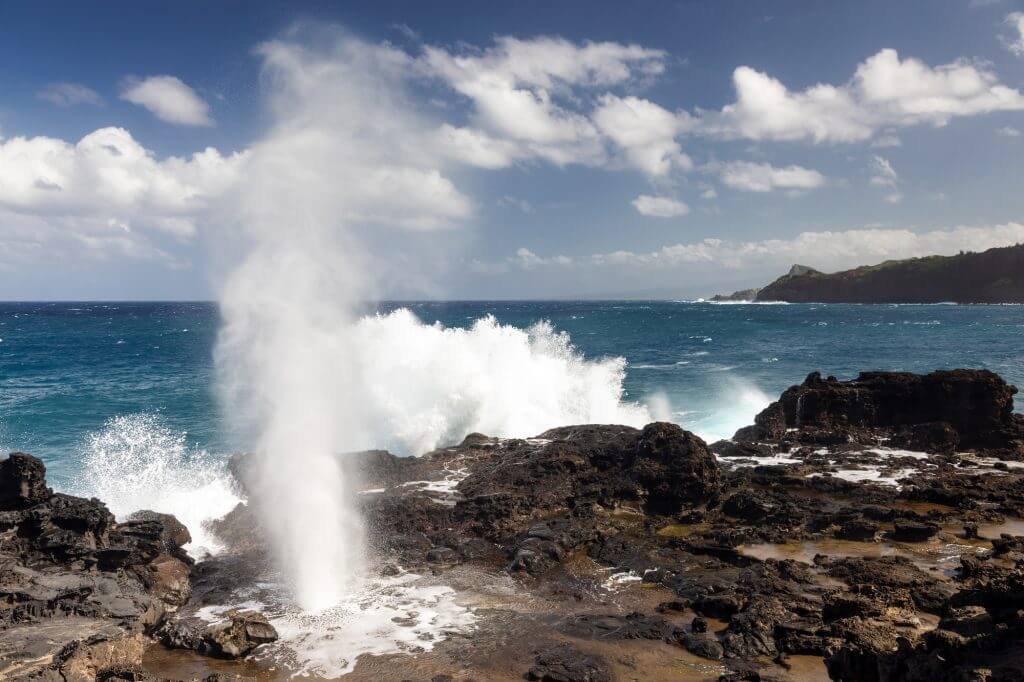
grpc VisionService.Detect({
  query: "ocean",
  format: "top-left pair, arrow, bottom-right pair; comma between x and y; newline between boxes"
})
2,300 -> 1022,507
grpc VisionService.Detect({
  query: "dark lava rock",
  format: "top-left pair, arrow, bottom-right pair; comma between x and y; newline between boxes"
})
126,510 -> 192,549
677,632 -> 725,660
159,609 -> 278,659
204,610 -> 278,658
735,369 -> 1024,455
939,606 -> 993,636
0,451 -> 195,678
835,518 -> 880,541
454,422 -> 720,547
560,612 -> 677,642
891,421 -> 960,454
892,521 -> 940,542
526,643 -> 612,682
633,422 -> 721,513
0,452 -> 51,509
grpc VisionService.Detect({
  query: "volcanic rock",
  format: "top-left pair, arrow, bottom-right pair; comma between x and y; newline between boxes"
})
526,643 -> 612,682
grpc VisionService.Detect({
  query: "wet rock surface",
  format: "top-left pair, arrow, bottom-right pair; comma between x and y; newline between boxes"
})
0,454 -> 200,680
5,368 -> 1024,681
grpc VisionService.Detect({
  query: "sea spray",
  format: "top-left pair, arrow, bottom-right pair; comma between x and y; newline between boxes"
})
212,28 -> 465,611
217,238 -> 368,611
348,310 -> 651,454
74,414 -> 240,556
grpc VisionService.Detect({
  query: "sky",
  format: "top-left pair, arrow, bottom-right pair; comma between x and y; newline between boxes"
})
1,0 -> 1024,300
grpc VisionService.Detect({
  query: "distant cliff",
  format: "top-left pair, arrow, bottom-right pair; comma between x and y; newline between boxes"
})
754,244 -> 1024,303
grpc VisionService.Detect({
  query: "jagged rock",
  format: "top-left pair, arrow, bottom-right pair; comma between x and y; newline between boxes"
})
51,632 -> 149,682
892,521 -> 940,543
0,452 -> 194,679
835,518 -> 880,541
734,370 -> 1024,455
0,453 -> 51,510
939,606 -> 993,636
126,511 -> 192,550
526,643 -> 612,682
633,422 -> 721,513
159,609 -> 278,659
205,610 -> 278,658
678,632 -> 724,660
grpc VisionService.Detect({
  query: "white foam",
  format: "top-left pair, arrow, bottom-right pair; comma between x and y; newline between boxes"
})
347,310 -> 651,455
717,452 -> 802,468
201,572 -> 476,678
70,414 -> 242,557
601,570 -> 643,591
864,448 -> 930,461
807,467 -> 917,487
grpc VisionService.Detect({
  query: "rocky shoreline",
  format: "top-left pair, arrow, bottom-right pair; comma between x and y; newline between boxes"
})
3,369 -> 1024,681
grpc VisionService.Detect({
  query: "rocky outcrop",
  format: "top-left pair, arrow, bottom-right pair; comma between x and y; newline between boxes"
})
526,643 -> 612,682
0,453 -> 193,680
158,609 -> 278,659
755,243 -> 1024,303
6,367 -> 1024,680
734,369 -> 1024,457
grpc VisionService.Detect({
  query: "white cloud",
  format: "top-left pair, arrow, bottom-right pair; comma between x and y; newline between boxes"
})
591,95 -> 693,176
37,82 -> 103,107
0,127 -> 244,234
869,155 -> 899,187
435,124 -> 524,169
484,222 -> 1024,282
511,247 -> 571,269
699,184 -> 718,200
712,161 -> 826,192
423,36 -> 666,168
1003,12 -> 1024,57
631,194 -> 690,217
996,126 -> 1021,137
120,75 -> 214,126
871,134 -> 902,148
702,48 -> 1024,143
500,222 -> 1024,273
0,127 -> 246,266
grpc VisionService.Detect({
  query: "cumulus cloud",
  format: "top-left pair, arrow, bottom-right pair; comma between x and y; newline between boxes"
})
711,161 -> 826,192
120,75 -> 214,126
1003,12 -> 1024,57
592,95 -> 694,176
702,48 -> 1024,143
512,247 -> 572,269
0,127 -> 246,266
37,82 -> 104,107
631,194 -> 690,217
699,184 -> 718,200
996,126 -> 1021,137
424,36 -> 666,169
435,124 -> 524,169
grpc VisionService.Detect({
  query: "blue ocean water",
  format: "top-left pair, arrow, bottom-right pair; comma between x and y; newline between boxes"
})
2,301 -> 1023,490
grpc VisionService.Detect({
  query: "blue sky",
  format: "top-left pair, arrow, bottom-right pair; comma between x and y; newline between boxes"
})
1,0 -> 1023,299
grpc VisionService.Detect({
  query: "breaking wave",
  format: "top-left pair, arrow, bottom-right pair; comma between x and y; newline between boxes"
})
349,309 -> 651,455
71,413 -> 241,557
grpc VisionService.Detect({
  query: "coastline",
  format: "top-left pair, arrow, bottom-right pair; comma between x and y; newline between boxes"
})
3,368 -> 1024,680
